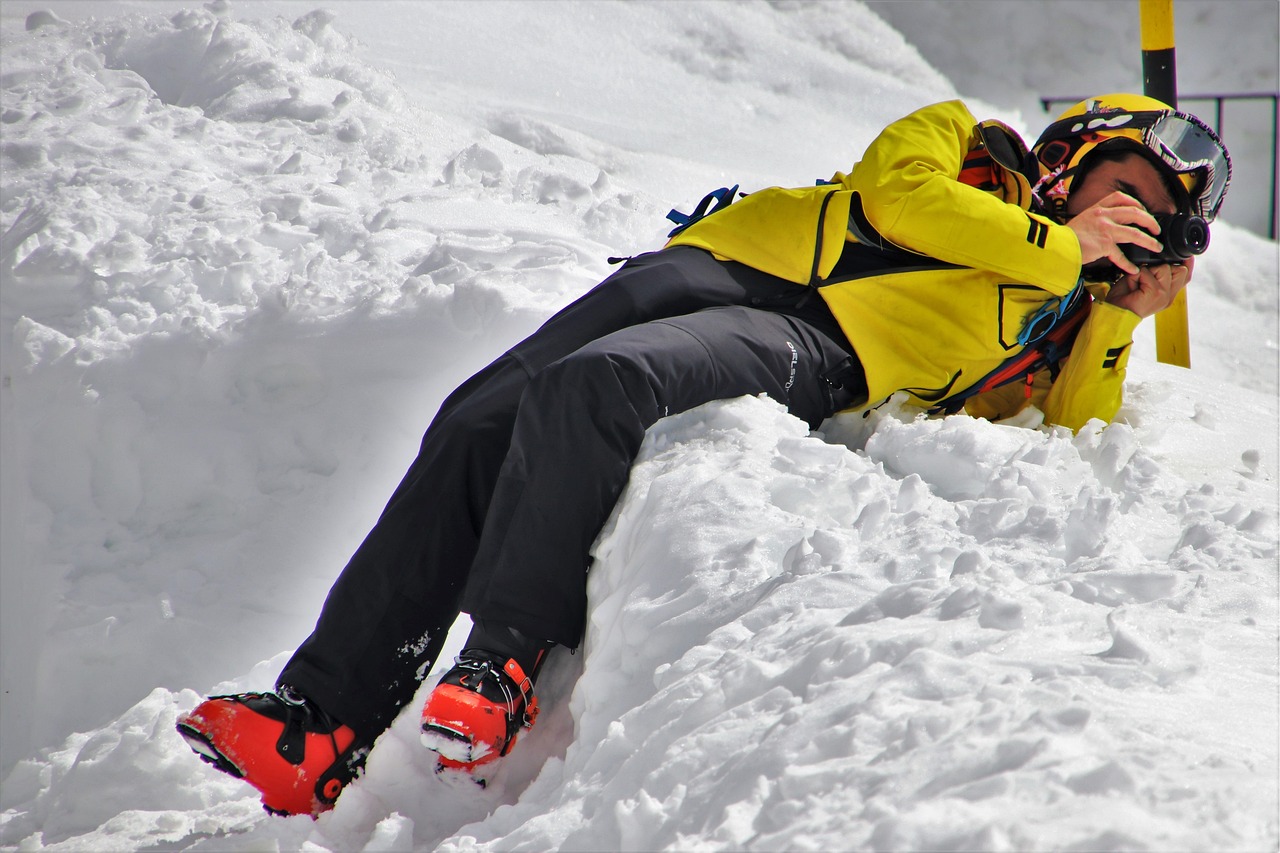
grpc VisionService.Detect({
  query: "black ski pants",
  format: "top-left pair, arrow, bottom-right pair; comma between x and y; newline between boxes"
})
278,246 -> 867,738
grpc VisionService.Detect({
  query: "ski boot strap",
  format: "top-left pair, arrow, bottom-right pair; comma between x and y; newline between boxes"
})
503,658 -> 539,730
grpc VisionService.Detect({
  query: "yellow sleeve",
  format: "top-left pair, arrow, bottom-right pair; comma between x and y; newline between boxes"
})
965,301 -> 1142,429
1040,301 -> 1142,430
840,100 -> 1082,296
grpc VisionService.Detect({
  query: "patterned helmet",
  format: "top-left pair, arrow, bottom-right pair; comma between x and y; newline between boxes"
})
1031,93 -> 1232,222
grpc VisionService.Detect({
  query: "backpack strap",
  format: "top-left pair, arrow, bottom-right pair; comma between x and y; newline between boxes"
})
666,185 -> 739,237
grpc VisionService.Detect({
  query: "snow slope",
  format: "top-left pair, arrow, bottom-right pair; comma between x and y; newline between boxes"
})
1,2 -> 1276,850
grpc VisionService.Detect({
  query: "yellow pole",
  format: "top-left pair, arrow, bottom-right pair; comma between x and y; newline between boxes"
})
1140,0 -> 1190,367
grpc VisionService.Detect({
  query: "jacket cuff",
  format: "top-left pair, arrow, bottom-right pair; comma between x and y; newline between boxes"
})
1089,298 -> 1144,342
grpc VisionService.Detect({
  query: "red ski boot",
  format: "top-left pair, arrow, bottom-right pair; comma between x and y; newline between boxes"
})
176,687 -> 367,816
420,651 -> 539,774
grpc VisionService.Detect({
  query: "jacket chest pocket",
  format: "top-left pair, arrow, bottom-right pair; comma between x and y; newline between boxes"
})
996,284 -> 1053,351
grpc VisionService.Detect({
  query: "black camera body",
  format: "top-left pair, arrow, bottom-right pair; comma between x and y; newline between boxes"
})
1121,212 -> 1211,265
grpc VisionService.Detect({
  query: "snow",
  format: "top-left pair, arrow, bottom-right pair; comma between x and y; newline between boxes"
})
0,1 -> 1276,850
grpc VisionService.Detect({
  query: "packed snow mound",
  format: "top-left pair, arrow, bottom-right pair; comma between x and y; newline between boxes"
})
3,390 -> 1275,851
475,392 -> 1276,851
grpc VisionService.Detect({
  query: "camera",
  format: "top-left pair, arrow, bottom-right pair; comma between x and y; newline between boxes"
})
1121,212 -> 1210,265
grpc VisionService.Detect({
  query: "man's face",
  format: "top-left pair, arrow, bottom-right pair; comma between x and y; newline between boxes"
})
1065,152 -> 1179,219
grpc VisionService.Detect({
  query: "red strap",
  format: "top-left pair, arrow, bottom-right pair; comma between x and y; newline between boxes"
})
502,658 -> 539,727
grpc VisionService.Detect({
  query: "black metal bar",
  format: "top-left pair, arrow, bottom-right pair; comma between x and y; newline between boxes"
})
1041,92 -> 1280,122
1042,92 -> 1280,106
1272,95 -> 1279,239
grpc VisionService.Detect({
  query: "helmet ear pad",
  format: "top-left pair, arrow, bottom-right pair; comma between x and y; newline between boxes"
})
1071,141 -> 1193,215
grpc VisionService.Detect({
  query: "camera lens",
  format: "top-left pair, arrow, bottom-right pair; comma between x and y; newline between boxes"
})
1156,213 -> 1210,259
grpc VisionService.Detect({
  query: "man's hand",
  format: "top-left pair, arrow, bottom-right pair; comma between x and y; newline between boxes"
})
1066,191 -> 1164,277
1105,257 -> 1194,318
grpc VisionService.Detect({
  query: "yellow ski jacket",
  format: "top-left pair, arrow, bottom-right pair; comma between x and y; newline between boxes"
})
666,100 -> 1143,431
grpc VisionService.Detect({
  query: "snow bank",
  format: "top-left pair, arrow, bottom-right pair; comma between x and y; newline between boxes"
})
5,386 -> 1274,851
0,2 -> 646,775
446,390 -> 1276,851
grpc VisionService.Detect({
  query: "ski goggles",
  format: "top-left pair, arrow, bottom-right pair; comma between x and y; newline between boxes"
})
1018,279 -> 1086,348
1037,109 -> 1232,221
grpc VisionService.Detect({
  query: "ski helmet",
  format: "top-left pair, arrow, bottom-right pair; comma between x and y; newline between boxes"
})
1031,93 -> 1232,222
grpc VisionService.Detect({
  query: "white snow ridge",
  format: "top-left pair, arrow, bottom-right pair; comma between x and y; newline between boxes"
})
1,2 -> 1277,851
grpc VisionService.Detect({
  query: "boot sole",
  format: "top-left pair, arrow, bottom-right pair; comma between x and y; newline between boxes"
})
177,721 -> 322,816
176,722 -> 245,779
421,722 -> 485,764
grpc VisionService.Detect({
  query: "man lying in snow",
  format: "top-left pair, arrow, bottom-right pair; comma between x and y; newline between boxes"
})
176,93 -> 1231,816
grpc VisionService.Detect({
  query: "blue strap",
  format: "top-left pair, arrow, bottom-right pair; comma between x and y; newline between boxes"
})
930,292 -> 1092,415
666,185 -> 739,237
1017,278 -> 1085,347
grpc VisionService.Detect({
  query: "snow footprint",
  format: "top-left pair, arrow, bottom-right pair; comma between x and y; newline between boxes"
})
514,167 -> 593,208
442,143 -> 506,188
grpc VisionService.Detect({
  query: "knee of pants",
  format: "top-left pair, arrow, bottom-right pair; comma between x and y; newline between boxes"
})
404,375 -> 529,512
428,359 -> 530,447
525,344 -> 663,430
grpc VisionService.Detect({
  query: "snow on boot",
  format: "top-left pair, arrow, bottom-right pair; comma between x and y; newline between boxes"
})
176,686 -> 367,816
420,651 -> 539,774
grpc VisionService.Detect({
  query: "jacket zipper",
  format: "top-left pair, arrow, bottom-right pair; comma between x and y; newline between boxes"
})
808,189 -> 840,287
